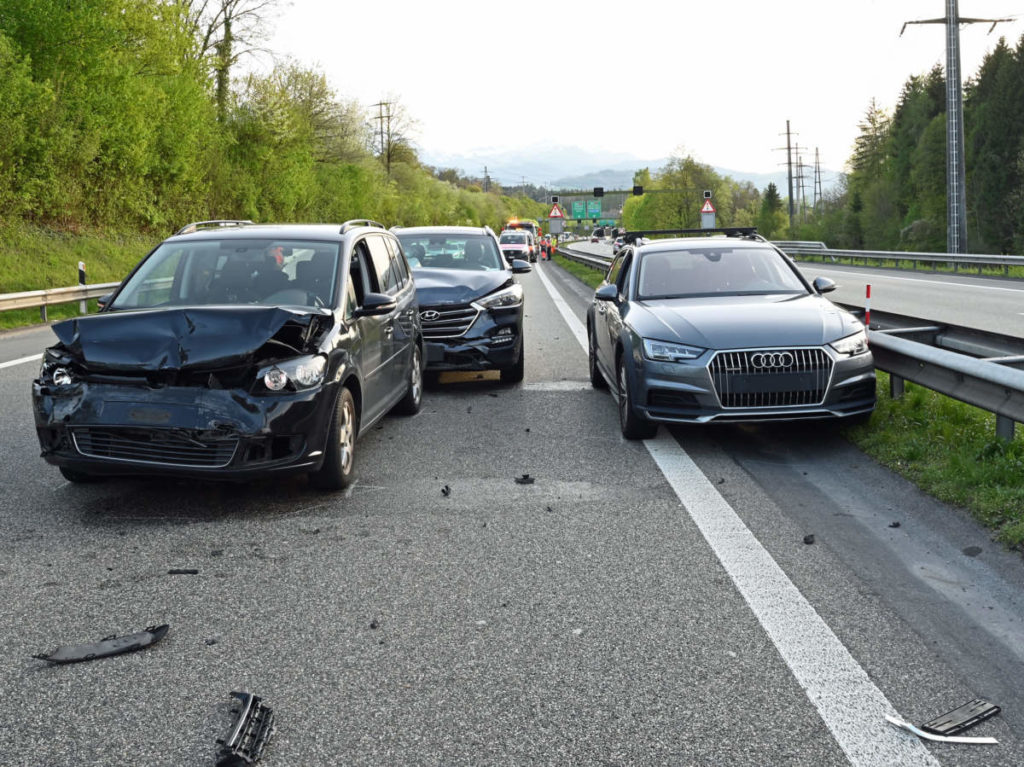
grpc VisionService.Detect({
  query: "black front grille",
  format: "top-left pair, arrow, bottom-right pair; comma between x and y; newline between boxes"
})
709,348 -> 832,408
419,304 -> 479,339
72,427 -> 238,468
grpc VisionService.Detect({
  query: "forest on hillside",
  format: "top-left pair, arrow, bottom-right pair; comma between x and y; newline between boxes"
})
0,0 -> 544,234
625,35 -> 1024,255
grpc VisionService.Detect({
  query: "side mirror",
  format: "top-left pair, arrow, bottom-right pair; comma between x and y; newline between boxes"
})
355,292 -> 397,317
595,284 -> 618,302
813,276 -> 836,294
511,259 -> 532,274
96,292 -> 113,309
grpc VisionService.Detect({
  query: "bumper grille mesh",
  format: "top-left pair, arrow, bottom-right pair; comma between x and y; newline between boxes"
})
72,427 -> 238,468
709,348 -> 833,408
419,304 -> 479,338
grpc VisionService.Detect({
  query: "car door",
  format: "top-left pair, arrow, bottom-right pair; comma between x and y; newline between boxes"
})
364,233 -> 410,400
595,250 -> 632,374
347,239 -> 392,425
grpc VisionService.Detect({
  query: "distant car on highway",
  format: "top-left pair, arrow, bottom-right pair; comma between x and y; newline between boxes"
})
499,229 -> 536,263
586,228 -> 875,438
32,220 -> 424,489
612,236 -> 625,254
395,225 -> 530,383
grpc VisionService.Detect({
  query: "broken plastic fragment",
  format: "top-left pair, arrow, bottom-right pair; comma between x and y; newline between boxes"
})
921,698 -> 1000,736
33,624 -> 169,665
216,690 -> 275,766
515,474 -> 535,485
885,714 -> 998,744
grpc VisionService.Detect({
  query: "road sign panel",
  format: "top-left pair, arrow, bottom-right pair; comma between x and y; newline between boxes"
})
587,200 -> 601,218
548,204 -> 563,218
571,201 -> 586,219
701,199 -> 716,214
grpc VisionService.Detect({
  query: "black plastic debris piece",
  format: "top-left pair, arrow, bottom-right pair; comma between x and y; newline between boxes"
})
33,624 -> 169,665
369,619 -> 379,630
888,522 -> 901,528
921,698 -> 1000,736
168,568 -> 199,575
216,690 -> 275,766
803,534 -> 815,545
441,485 -> 451,497
515,474 -> 535,485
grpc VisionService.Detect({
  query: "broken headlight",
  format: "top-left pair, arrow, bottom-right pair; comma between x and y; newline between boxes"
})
257,354 -> 326,393
830,329 -> 869,356
474,283 -> 523,311
39,353 -> 76,386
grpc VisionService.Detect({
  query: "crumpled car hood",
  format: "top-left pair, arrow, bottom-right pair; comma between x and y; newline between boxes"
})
49,306 -> 332,372
412,268 -> 512,305
627,294 -> 862,348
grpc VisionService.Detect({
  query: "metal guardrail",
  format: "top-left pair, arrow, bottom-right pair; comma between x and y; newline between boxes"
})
0,283 -> 120,322
555,244 -> 1024,438
783,246 -> 1024,275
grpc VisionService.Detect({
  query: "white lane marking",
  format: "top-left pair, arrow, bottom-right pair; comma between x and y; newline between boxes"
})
534,263 -> 939,766
522,381 -> 591,391
0,353 -> 41,370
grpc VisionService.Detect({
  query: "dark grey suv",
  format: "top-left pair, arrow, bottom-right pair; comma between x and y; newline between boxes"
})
33,219 -> 423,490
587,228 -> 875,439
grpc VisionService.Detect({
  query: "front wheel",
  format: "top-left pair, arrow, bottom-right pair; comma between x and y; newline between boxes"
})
394,343 -> 423,415
309,387 -> 357,490
500,343 -> 525,383
617,357 -> 657,440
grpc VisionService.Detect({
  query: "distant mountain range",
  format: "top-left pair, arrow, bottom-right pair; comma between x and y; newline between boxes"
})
420,143 -> 840,195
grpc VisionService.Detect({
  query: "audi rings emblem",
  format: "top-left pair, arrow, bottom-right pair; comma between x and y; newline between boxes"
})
750,352 -> 794,369
420,310 -> 441,322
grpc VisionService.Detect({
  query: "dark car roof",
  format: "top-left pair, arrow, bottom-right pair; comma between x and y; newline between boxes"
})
636,237 -> 769,255
167,223 -> 355,243
394,226 -> 493,236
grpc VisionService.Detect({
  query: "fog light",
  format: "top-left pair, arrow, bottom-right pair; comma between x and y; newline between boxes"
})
264,367 -> 288,391
52,367 -> 73,386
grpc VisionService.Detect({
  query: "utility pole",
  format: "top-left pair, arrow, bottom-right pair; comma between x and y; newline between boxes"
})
901,1 -> 1011,254
813,148 -> 824,210
482,166 -> 490,193
774,121 -> 796,230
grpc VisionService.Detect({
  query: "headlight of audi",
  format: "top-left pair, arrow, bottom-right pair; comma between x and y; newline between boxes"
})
642,338 -> 705,362
474,283 -> 524,311
829,329 -> 869,356
257,354 -> 327,392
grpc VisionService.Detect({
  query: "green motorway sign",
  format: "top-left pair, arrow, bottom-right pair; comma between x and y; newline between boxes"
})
571,200 -> 585,219
587,200 -> 601,218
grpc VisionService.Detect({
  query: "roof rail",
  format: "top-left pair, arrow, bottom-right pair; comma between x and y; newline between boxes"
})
340,219 -> 385,234
174,219 -> 253,236
623,227 -> 761,244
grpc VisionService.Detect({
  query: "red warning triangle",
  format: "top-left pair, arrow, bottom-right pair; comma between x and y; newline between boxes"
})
701,199 -> 716,214
548,204 -> 564,218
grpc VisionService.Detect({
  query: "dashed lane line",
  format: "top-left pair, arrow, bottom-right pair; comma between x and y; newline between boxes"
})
533,262 -> 940,767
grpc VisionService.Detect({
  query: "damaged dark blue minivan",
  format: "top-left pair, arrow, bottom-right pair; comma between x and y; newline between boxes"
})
32,220 -> 424,490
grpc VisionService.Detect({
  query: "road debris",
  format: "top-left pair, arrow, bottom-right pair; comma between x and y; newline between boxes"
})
441,485 -> 451,497
33,624 -> 169,665
515,474 -> 535,485
921,698 -> 1001,736
888,522 -> 901,528
885,713 -> 998,744
168,568 -> 199,575
803,534 -> 815,545
216,690 -> 275,766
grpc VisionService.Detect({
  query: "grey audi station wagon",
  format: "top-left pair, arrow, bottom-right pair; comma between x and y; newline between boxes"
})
586,228 -> 876,439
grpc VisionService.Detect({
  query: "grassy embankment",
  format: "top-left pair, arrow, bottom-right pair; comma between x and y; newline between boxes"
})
0,222 -> 156,330
552,251 -> 1024,548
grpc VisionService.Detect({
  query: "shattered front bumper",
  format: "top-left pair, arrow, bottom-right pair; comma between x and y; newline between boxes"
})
32,379 -> 337,480
422,305 -> 523,371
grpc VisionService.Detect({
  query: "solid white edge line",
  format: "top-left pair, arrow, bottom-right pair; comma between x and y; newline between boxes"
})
533,262 -> 940,767
0,353 -> 41,370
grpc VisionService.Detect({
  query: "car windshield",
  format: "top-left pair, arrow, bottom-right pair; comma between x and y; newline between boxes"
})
109,238 -> 340,310
500,233 -> 527,244
636,246 -> 809,299
397,234 -> 504,271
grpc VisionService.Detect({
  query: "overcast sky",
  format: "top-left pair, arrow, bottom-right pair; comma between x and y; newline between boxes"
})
263,0 -> 1021,177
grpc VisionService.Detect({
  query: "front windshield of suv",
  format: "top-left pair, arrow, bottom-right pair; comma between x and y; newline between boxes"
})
397,234 -> 504,271
109,239 -> 340,310
499,232 -> 527,245
637,246 -> 809,299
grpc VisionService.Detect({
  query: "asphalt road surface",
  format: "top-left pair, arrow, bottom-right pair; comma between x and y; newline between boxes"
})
0,263 -> 1022,766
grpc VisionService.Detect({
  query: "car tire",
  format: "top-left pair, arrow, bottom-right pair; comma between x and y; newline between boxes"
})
309,386 -> 357,491
588,326 -> 607,389
59,466 -> 101,483
617,357 -> 657,440
393,343 -> 423,416
500,343 -> 525,383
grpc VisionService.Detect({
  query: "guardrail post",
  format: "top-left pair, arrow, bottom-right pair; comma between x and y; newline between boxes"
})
996,415 -> 1015,441
78,261 -> 87,314
890,374 -> 905,399
40,304 -> 47,323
